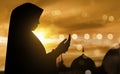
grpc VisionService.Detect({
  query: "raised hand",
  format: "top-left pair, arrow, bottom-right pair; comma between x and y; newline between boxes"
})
55,34 -> 71,54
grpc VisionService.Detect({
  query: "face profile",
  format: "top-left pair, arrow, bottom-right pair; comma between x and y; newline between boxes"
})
10,3 -> 43,31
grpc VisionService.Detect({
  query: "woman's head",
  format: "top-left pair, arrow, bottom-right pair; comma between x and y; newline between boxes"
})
10,3 -> 43,31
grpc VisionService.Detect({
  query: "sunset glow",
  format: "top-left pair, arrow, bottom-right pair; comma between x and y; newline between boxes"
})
33,28 -> 48,44
0,0 -> 120,71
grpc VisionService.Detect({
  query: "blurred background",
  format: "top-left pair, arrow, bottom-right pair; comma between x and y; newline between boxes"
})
0,0 -> 120,71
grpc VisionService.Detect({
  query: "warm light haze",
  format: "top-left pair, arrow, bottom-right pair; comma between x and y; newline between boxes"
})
0,0 -> 120,71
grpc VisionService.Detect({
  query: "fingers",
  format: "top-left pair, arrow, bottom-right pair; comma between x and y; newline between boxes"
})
65,34 -> 71,46
59,34 -> 71,52
68,34 -> 71,41
61,39 -> 67,44
63,34 -> 71,53
60,34 -> 71,44
68,34 -> 71,43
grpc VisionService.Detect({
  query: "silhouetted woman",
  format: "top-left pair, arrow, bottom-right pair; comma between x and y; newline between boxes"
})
5,3 -> 71,74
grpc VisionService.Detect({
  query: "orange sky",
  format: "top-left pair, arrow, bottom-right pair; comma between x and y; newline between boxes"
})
0,0 -> 120,71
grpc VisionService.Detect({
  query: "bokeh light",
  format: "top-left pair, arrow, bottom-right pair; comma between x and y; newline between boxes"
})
85,69 -> 91,74
76,44 -> 83,51
107,33 -> 114,40
72,34 -> 78,40
102,14 -> 108,21
96,33 -> 103,40
108,16 -> 114,22
84,33 -> 90,40
59,34 -> 65,41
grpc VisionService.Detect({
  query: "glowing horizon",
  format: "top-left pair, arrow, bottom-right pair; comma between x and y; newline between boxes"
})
0,0 -> 120,71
